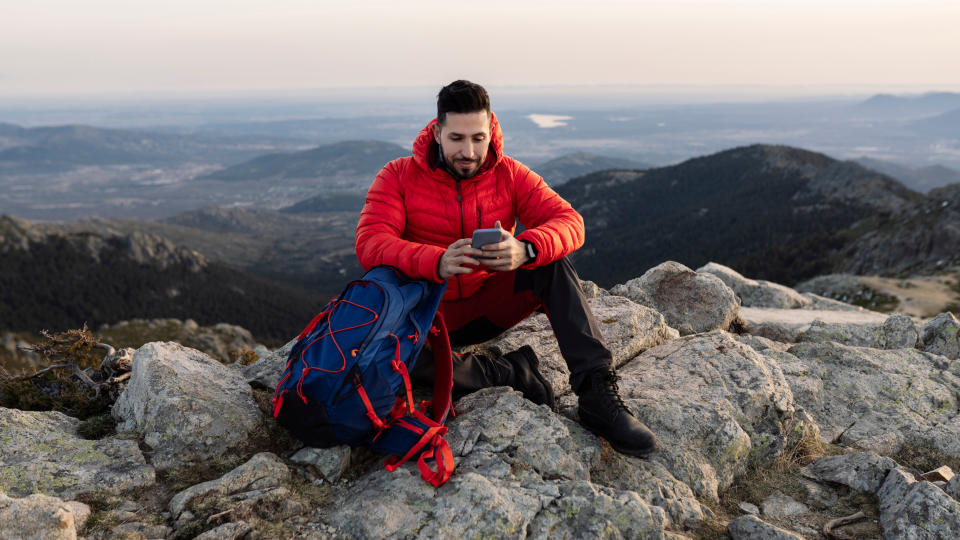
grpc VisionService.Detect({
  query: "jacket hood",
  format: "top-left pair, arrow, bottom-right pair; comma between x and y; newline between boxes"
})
411,111 -> 504,178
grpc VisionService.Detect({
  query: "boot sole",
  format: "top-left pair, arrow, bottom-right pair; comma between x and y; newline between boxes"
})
579,413 -> 657,458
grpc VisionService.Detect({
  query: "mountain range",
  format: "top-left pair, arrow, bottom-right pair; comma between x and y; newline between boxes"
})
5,142 -> 960,343
558,144 -> 930,287
199,140 -> 409,185
854,157 -> 960,193
531,152 -> 651,185
0,215 -> 325,342
857,91 -> 960,117
0,122 -> 303,174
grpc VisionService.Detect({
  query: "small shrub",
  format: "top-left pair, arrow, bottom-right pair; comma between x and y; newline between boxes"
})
230,348 -> 260,366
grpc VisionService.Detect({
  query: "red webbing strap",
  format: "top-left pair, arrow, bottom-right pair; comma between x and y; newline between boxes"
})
295,296 -> 380,403
389,334 -> 416,414
417,435 -> 455,487
297,308 -> 330,340
355,381 -> 387,431
384,424 -> 444,473
427,312 -> 453,423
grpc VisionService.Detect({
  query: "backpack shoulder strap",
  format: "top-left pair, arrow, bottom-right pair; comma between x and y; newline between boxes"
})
426,312 -> 453,423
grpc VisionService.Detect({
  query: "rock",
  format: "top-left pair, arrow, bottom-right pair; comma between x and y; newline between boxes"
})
610,261 -> 740,334
919,312 -> 960,359
0,492 -> 90,540
614,332 -> 811,502
732,334 -> 790,354
169,452 -> 290,519
878,466 -> 960,539
796,319 -> 883,347
760,490 -> 808,517
100,318 -> 263,364
0,407 -> 154,499
194,521 -> 252,540
108,521 -> 174,539
945,474 -> 960,500
799,478 -> 839,508
921,465 -> 955,483
112,341 -> 264,470
801,293 -> 867,312
880,313 -> 920,349
795,313 -> 918,349
738,501 -> 760,515
779,342 -> 960,455
728,515 -> 805,540
794,273 -> 896,312
481,295 -> 676,398
243,338 -> 297,390
325,388 -> 677,537
697,262 -> 810,309
591,450 -> 710,528
526,481 -> 670,540
579,279 -> 606,299
290,446 -> 351,483
738,307 -> 888,343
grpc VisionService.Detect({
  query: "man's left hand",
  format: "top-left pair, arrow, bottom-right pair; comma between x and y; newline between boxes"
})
479,221 -> 530,272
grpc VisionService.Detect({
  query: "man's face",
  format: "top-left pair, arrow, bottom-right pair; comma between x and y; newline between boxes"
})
433,110 -> 491,180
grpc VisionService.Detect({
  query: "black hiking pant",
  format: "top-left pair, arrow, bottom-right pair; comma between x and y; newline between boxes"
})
411,257 -> 612,396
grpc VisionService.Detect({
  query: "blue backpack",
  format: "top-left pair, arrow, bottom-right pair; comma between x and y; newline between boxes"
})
272,266 -> 455,486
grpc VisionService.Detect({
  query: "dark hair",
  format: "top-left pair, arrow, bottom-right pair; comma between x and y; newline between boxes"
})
437,80 -> 490,125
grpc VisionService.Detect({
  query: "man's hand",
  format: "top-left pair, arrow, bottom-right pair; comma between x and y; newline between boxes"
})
438,238 -> 483,280
479,221 -> 530,272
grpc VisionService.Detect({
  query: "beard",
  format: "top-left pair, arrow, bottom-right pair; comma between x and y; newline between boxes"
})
449,157 -> 482,180
439,147 -> 484,180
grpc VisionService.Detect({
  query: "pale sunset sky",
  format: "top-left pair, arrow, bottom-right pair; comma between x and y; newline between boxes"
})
0,0 -> 957,98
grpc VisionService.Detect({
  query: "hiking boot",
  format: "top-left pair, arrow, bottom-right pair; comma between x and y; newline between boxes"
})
503,345 -> 556,410
577,370 -> 658,457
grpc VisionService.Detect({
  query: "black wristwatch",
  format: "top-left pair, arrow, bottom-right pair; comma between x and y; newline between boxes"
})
523,240 -> 538,263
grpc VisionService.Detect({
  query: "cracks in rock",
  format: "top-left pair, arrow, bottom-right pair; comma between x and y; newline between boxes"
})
832,419 -> 859,445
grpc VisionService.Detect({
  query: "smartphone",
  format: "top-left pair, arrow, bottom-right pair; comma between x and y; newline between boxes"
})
472,228 -> 502,259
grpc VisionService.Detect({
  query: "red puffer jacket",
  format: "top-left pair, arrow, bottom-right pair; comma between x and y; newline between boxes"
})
355,112 -> 585,302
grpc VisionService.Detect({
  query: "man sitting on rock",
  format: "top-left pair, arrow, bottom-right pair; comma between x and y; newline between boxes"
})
355,80 -> 658,457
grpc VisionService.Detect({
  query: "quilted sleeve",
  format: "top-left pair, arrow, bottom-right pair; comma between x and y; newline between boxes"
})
355,160 -> 446,282
511,162 -> 585,268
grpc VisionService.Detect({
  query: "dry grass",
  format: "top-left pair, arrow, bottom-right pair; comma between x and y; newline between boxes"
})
692,427 -> 842,539
892,444 -> 960,477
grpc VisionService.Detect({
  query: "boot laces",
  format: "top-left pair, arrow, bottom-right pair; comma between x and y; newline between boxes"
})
599,372 -> 629,416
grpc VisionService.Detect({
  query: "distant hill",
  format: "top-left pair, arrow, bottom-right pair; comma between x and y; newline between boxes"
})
910,108 -> 960,138
0,123 -> 298,173
857,92 -> 960,116
854,157 -> 960,193
840,190 -> 960,276
0,216 -> 326,341
280,193 -> 368,214
557,144 -> 923,287
199,140 -> 408,183
532,152 -> 651,185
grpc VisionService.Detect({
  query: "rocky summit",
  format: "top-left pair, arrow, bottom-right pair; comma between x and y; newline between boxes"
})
3,260 -> 960,539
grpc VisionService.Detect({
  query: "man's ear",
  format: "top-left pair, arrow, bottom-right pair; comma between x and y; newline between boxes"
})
432,123 -> 441,142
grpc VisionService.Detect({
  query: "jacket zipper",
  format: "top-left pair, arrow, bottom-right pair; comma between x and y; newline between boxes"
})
477,205 -> 482,229
455,180 -> 465,299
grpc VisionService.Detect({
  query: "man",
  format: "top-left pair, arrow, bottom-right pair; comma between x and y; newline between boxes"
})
355,80 -> 657,457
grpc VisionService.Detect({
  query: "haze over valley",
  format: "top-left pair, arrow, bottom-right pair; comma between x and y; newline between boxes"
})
2,89 -> 960,342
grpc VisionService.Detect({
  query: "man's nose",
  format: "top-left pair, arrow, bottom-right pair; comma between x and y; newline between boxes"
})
461,144 -> 475,158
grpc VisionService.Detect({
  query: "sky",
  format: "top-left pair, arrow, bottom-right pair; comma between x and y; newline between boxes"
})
1,0 -> 958,98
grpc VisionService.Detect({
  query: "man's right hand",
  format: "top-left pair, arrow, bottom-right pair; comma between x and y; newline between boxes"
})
438,238 -> 482,280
